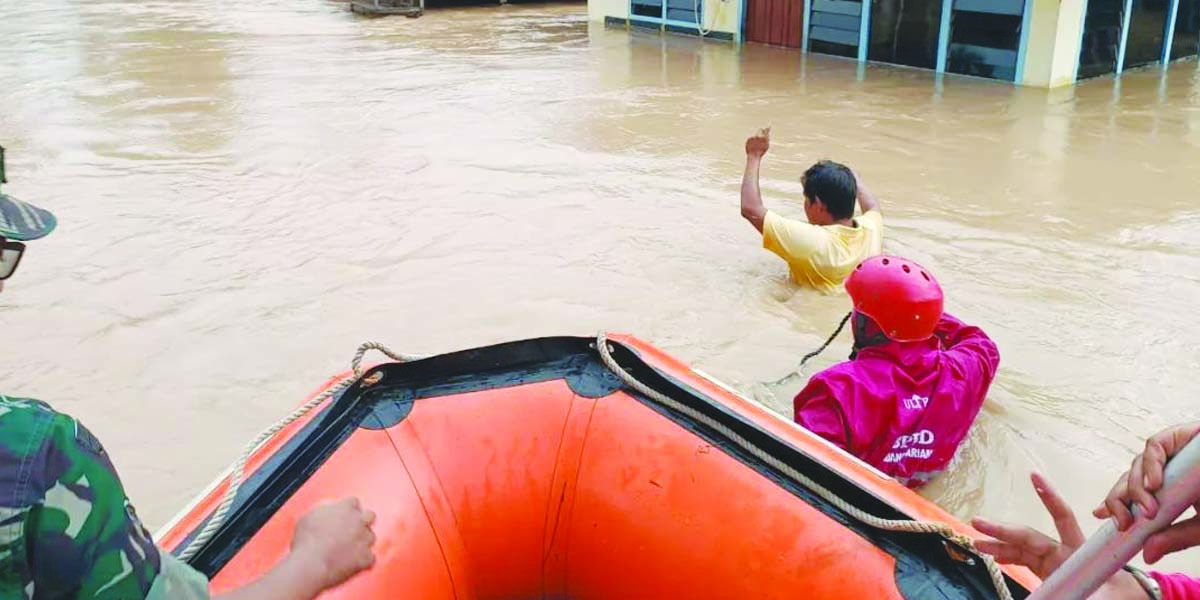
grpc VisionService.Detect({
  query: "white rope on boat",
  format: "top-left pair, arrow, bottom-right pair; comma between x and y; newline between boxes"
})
182,334 -> 1015,600
178,341 -> 425,562
593,332 -> 1016,600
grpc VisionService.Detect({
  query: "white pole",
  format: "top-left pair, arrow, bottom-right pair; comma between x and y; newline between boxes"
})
1163,0 -> 1181,63
1115,0 -> 1134,73
935,0 -> 953,73
1028,436 -> 1200,600
857,0 -> 871,62
801,0 -> 811,51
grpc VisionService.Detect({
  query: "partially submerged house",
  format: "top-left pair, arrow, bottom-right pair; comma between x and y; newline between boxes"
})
588,0 -> 1200,86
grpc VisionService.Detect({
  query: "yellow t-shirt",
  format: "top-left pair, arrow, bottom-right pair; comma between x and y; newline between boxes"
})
762,209 -> 884,293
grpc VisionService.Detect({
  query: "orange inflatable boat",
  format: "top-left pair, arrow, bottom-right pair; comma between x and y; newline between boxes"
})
157,335 -> 1038,599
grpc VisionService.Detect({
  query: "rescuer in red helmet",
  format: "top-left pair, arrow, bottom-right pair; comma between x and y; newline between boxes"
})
792,255 -> 1000,488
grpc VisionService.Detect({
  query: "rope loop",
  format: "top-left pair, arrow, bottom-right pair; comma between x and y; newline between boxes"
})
183,334 -> 1014,600
179,341 -> 420,562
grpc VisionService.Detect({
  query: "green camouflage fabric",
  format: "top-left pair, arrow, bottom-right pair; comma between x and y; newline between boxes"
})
0,395 -> 209,600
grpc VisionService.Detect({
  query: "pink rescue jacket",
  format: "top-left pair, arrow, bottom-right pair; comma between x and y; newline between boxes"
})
1154,572 -> 1200,600
793,313 -> 1000,488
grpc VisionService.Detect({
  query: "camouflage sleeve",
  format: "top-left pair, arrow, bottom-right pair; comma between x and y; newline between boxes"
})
25,411 -> 209,599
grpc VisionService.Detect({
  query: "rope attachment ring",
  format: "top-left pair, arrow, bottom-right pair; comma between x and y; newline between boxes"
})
178,341 -> 422,561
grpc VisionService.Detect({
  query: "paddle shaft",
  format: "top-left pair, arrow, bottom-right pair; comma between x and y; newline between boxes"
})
1028,435 -> 1200,600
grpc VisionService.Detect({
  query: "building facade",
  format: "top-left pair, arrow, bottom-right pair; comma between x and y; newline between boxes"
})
588,0 -> 1200,86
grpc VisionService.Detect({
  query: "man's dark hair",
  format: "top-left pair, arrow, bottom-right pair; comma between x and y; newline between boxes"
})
801,161 -> 857,220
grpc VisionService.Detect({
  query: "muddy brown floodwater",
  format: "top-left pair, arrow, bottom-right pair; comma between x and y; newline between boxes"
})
2,0 -> 1200,572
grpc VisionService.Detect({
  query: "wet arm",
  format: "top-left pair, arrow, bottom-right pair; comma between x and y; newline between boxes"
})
855,173 -> 881,215
741,155 -> 767,232
214,497 -> 376,600
937,313 -> 1000,390
936,314 -> 995,355
213,552 -> 327,600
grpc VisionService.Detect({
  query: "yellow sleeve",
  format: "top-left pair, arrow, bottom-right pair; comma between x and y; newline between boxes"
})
857,210 -> 885,255
858,210 -> 883,230
762,210 -> 826,263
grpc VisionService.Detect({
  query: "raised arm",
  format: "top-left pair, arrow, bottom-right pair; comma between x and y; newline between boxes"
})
936,313 -> 1000,398
853,170 -> 881,215
741,128 -> 771,232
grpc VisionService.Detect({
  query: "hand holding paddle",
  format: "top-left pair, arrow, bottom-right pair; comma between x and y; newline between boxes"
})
971,475 -> 1151,599
973,424 -> 1200,600
1095,421 -> 1200,563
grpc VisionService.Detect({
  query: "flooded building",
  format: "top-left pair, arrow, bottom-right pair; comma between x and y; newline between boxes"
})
588,0 -> 1200,86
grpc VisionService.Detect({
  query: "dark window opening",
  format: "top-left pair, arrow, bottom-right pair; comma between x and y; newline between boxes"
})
947,10 -> 1022,80
632,0 -> 664,19
1078,0 -> 1124,78
1123,0 -> 1171,69
868,0 -> 944,70
811,39 -> 861,56
951,11 -> 1020,47
1171,0 -> 1200,60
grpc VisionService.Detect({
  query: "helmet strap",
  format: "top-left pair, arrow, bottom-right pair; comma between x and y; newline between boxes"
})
850,311 -> 890,359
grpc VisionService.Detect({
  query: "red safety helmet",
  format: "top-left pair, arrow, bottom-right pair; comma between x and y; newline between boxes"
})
844,255 -> 944,343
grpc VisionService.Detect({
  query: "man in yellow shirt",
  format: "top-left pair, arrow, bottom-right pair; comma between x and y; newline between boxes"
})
739,128 -> 884,292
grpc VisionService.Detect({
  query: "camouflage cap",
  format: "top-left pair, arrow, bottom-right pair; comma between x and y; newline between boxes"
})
0,146 -> 57,241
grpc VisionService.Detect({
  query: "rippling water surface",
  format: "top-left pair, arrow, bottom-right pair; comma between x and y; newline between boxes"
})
2,0 -> 1200,571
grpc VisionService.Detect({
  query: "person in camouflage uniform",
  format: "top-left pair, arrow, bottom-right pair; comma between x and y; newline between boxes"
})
0,147 -> 377,600
0,395 -> 206,599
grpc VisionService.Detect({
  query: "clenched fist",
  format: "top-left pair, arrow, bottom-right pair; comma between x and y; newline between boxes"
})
745,127 -> 770,158
290,497 -> 378,591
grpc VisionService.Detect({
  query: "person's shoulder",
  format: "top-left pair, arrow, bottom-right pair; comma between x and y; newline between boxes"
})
766,209 -> 824,229
3,394 -> 91,439
0,395 -> 75,452
807,360 -> 864,389
0,395 -> 110,475
767,211 -> 833,244
0,396 -> 85,508
798,362 -> 873,418
763,211 -> 832,262
858,210 -> 883,228
0,394 -> 59,417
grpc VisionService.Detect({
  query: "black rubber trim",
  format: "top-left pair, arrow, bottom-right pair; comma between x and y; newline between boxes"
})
177,337 -> 604,571
177,336 -> 1028,599
360,388 -> 415,430
171,393 -> 373,568
606,342 -> 1028,599
358,354 -> 618,429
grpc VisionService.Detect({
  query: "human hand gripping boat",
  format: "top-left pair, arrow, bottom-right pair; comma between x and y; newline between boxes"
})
156,333 -> 1041,599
